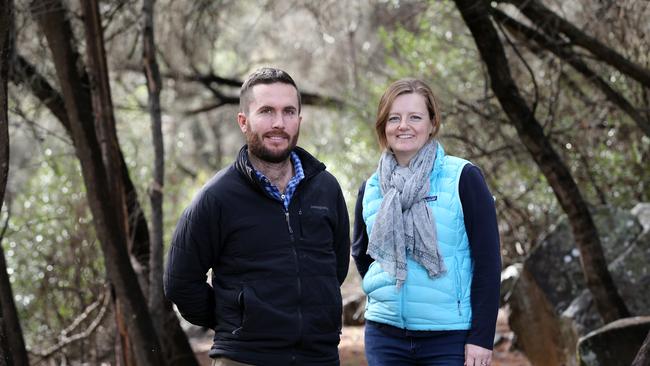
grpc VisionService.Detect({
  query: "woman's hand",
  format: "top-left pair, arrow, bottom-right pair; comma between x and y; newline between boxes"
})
465,343 -> 492,366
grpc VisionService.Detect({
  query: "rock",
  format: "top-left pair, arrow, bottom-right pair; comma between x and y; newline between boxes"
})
631,203 -> 650,234
507,205 -> 650,366
577,316 -> 650,366
508,268 -> 566,366
559,290 -> 602,345
500,263 -> 522,304
608,231 -> 650,316
523,207 -> 642,312
342,293 -> 366,326
523,219 -> 585,313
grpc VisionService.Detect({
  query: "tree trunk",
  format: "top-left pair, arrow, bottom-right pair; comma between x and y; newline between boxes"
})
0,0 -> 11,251
11,48 -> 197,366
142,0 -> 165,324
490,8 -> 650,138
632,330 -> 650,366
453,0 -> 630,323
502,0 -> 650,89
80,0 -> 128,238
0,0 -> 29,364
141,3 -> 200,364
114,291 -> 136,366
31,1 -> 165,364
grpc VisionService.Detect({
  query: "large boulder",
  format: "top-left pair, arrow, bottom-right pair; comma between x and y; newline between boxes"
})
506,205 -> 650,366
508,268 -> 567,366
577,316 -> 650,366
524,206 -> 642,311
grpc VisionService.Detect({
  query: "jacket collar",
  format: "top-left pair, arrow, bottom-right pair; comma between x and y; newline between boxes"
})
234,145 -> 326,189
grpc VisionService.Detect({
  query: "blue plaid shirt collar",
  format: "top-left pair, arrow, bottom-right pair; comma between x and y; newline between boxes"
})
253,151 -> 305,210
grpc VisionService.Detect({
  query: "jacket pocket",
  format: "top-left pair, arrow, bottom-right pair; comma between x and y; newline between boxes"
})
239,284 -> 296,337
298,206 -> 334,244
213,285 -> 243,335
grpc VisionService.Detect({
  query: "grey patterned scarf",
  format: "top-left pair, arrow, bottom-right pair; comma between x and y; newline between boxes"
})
367,140 -> 446,288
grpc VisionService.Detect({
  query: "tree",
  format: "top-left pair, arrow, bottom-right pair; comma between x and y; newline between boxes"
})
453,0 -> 630,323
30,0 -> 165,364
140,3 -> 199,365
142,0 -> 165,326
0,0 -> 29,364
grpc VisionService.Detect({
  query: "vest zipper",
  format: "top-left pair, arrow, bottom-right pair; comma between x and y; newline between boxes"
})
399,269 -> 407,327
454,257 -> 462,317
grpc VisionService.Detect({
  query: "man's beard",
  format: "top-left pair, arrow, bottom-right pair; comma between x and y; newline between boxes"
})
246,129 -> 299,163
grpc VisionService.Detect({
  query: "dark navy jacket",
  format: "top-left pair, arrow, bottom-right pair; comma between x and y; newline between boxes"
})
164,146 -> 350,366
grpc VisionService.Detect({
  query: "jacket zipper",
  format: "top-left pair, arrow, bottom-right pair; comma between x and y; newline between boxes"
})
293,246 -> 303,342
285,211 -> 294,240
285,206 -> 302,345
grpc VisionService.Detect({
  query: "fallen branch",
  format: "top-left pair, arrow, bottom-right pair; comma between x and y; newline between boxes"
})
30,287 -> 111,361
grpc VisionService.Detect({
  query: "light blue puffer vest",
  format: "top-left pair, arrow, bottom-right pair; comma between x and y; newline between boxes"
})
362,144 -> 473,330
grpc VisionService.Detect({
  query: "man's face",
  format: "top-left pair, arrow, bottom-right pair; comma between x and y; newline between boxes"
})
237,83 -> 302,163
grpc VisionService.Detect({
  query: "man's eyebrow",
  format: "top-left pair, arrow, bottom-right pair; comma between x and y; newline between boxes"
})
255,105 -> 272,112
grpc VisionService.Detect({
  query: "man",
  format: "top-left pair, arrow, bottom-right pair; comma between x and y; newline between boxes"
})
164,67 -> 350,366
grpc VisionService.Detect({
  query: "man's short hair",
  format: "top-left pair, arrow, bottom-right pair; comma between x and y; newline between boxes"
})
239,67 -> 301,114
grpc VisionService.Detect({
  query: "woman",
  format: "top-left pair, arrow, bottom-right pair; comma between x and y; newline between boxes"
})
352,79 -> 501,366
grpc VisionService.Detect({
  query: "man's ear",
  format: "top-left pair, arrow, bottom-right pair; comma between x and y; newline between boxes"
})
237,113 -> 247,133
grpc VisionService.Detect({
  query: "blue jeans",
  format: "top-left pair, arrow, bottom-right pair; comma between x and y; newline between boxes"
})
364,321 -> 467,366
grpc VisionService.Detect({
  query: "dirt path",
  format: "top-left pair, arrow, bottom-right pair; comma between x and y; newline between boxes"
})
192,308 -> 530,365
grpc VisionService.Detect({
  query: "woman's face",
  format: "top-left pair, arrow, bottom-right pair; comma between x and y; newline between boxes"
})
385,93 -> 434,166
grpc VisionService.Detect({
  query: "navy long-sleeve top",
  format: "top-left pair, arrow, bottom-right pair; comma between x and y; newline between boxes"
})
351,164 -> 501,350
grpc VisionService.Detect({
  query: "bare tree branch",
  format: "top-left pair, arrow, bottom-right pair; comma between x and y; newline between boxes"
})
502,0 -> 650,89
11,55 -> 69,128
30,288 -> 111,360
158,70 -> 346,109
491,7 -> 650,138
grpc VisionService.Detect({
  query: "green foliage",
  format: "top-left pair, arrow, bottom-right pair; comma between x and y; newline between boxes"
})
2,143 -> 104,347
300,108 -> 378,209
